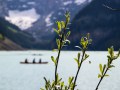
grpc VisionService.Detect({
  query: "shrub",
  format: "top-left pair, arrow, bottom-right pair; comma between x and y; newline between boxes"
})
40,11 -> 120,90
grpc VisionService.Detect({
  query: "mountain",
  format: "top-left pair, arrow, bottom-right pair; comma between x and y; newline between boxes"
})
1,0 -> 120,50
0,1 -> 8,17
68,0 -> 120,50
0,17 -> 35,50
0,0 -> 91,41
0,37 -> 23,50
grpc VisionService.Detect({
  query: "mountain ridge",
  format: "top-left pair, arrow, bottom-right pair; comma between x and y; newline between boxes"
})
0,37 -> 23,50
0,0 -> 90,41
0,17 -> 35,50
68,0 -> 120,50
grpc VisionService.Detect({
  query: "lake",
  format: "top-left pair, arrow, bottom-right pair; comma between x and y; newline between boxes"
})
0,51 -> 120,90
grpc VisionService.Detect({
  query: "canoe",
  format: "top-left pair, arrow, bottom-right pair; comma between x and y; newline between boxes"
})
20,62 -> 48,64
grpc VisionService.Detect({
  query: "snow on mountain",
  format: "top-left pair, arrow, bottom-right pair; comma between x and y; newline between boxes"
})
22,5 -> 27,8
63,1 -> 72,6
27,2 -> 36,5
75,0 -> 87,5
45,12 -> 54,27
5,8 -> 40,30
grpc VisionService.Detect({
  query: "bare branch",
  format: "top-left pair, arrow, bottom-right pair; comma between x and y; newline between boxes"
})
103,4 -> 120,11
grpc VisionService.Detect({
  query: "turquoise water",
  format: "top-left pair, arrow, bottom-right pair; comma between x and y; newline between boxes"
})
0,51 -> 120,90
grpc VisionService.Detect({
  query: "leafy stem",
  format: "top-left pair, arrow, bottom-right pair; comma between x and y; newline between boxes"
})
54,11 -> 71,88
55,22 -> 66,85
95,46 -> 120,90
73,33 -> 92,89
73,49 -> 86,90
95,67 -> 109,90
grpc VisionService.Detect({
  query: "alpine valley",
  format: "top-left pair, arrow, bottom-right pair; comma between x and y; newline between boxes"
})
0,0 -> 120,50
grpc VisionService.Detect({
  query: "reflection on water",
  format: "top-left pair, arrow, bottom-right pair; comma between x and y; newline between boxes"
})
0,51 -> 120,90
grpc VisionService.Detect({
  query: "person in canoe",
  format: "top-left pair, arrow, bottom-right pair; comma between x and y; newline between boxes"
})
25,58 -> 28,63
39,58 -> 42,63
33,58 -> 36,63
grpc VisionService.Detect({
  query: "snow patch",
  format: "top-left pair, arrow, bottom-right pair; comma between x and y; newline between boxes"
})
63,1 -> 72,6
22,5 -> 27,8
27,2 -> 36,5
75,0 -> 86,5
5,8 -> 40,30
45,12 -> 53,27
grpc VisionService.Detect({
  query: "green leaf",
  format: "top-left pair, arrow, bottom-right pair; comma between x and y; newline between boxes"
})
99,64 -> 103,75
58,78 -> 62,84
68,77 -> 74,84
77,53 -> 80,60
83,54 -> 89,61
74,58 -> 78,63
66,31 -> 71,38
74,58 -> 80,67
51,56 -> 54,61
113,50 -> 120,59
61,82 -> 64,87
85,53 -> 89,59
98,74 -> 102,78
102,64 -> 106,74
108,46 -> 114,58
56,21 -> 61,31
56,39 -> 60,49
52,49 -> 58,52
53,28 -> 59,35
81,37 -> 84,43
65,11 -> 70,24
107,55 -> 111,60
68,77 -> 71,84
107,58 -> 111,66
80,37 -> 87,49
61,21 -> 65,28
109,65 -> 115,68
56,74 -> 62,84
51,81 -> 55,87
40,88 -> 45,90
51,56 -> 56,65
74,58 -> 78,62
105,74 -> 109,77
